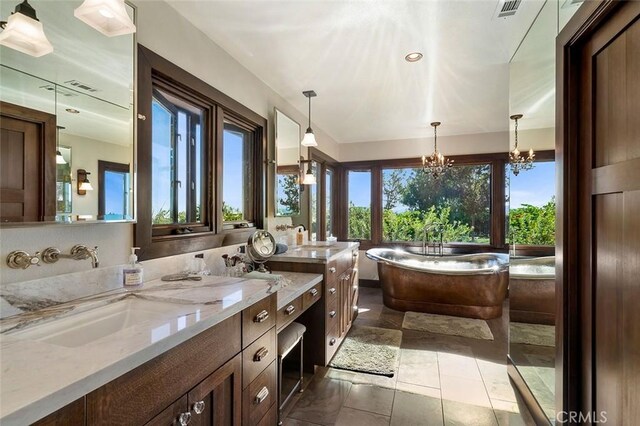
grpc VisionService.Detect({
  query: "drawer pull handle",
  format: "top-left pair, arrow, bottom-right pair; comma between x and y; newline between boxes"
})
192,400 -> 205,414
329,338 -> 336,346
178,412 -> 192,425
329,310 -> 336,318
329,267 -> 336,273
255,386 -> 269,404
254,347 -> 269,362
309,288 -> 318,297
254,310 -> 269,323
329,287 -> 336,295
285,305 -> 296,315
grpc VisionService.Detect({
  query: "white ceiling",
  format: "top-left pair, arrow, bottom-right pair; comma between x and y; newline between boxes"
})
167,0 -> 547,143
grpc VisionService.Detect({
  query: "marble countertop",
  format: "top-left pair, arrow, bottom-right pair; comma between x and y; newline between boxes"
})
0,271 -> 320,425
276,272 -> 323,309
269,241 -> 359,264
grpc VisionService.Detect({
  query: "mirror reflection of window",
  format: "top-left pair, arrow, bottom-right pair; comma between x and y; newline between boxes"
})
325,168 -> 333,238
98,161 -> 130,220
222,121 -> 254,223
276,173 -> 300,217
56,146 -> 72,215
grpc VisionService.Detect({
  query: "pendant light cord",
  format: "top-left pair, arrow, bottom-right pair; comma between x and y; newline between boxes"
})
308,96 -> 312,129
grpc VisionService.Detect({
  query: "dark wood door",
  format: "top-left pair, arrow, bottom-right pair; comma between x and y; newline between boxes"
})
558,1 -> 640,423
0,102 -> 56,222
187,354 -> 242,426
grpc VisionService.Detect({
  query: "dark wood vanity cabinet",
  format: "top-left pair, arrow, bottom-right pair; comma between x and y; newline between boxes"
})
268,247 -> 359,368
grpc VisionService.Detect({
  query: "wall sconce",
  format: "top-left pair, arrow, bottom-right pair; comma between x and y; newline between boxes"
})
77,169 -> 94,195
0,0 -> 53,57
74,0 -> 136,37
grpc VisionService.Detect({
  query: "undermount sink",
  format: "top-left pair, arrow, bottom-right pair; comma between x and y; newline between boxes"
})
9,298 -> 197,348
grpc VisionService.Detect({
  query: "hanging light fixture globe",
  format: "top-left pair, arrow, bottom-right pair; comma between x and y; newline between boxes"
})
422,121 -> 453,178
508,114 -> 535,176
0,0 -> 53,57
300,90 -> 318,147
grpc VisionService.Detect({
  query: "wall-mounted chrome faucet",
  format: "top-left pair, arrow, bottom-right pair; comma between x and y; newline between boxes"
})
6,251 -> 41,269
42,245 -> 100,268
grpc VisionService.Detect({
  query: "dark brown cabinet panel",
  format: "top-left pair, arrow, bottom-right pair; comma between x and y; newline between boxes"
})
242,361 -> 276,425
187,354 -> 242,426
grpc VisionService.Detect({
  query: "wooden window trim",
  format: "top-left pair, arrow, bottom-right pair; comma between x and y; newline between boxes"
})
136,45 -> 266,260
97,160 -> 130,220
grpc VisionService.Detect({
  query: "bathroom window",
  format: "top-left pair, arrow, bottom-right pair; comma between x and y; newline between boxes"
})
507,159 -> 556,246
382,164 -> 491,244
347,169 -> 372,240
222,119 -> 255,223
151,85 -> 208,234
325,167 -> 334,238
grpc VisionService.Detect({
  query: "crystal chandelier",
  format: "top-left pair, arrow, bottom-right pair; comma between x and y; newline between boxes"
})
422,121 -> 453,178
509,114 -> 535,176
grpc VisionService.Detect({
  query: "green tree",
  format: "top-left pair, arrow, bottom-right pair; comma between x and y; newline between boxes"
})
383,169 -> 406,210
223,202 -> 243,221
509,198 -> 556,245
348,203 -> 371,239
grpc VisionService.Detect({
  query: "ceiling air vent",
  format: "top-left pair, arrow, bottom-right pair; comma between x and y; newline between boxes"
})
40,85 -> 78,97
64,79 -> 99,93
496,0 -> 522,18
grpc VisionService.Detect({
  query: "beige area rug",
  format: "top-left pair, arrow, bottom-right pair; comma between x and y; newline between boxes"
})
510,322 -> 555,347
328,325 -> 402,377
402,311 -> 494,340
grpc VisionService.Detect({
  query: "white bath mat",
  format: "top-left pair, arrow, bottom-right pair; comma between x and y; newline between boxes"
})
510,322 -> 555,347
402,311 -> 494,340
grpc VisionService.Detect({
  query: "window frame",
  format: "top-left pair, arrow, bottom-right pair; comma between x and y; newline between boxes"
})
136,45 -> 266,260
98,160 -> 131,221
308,147 -> 341,241
340,153 -> 509,252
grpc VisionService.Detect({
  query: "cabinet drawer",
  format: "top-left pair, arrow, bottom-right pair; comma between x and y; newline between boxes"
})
243,361 -> 277,426
256,402 -> 277,426
277,296 -> 303,330
302,282 -> 322,309
326,324 -> 341,362
326,294 -> 339,332
325,282 -> 338,302
242,293 -> 276,349
243,327 -> 276,389
326,259 -> 339,284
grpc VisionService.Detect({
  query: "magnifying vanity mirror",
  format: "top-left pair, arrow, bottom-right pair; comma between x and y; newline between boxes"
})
0,0 -> 135,225
274,108 -> 301,217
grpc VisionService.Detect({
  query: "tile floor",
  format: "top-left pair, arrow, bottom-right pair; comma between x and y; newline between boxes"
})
283,287 -> 537,426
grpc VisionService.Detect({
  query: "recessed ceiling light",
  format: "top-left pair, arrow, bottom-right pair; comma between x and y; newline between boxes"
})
405,52 -> 423,62
66,108 -> 80,114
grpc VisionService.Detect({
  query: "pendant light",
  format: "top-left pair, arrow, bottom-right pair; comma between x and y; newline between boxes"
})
74,0 -> 136,37
299,160 -> 316,185
0,0 -> 53,57
508,114 -> 535,176
301,90 -> 318,147
56,126 -> 67,165
422,121 -> 453,178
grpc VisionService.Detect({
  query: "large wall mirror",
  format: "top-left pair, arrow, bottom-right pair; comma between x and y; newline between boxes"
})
507,0 -> 582,422
274,108 -> 301,217
0,0 -> 135,224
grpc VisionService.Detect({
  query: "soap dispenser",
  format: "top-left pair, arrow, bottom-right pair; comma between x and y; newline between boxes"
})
123,247 -> 144,286
296,228 -> 304,246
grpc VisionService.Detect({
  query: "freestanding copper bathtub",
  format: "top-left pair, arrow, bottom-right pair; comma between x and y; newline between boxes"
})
366,248 -> 509,319
509,256 -> 556,325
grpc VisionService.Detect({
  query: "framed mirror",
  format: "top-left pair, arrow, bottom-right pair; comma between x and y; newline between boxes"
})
274,108 -> 301,216
0,0 -> 136,225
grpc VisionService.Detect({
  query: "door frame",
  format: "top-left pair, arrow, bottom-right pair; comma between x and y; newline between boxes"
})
0,101 -> 57,221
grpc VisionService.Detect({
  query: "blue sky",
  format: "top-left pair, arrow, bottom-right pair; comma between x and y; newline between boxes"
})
222,129 -> 244,212
508,161 -> 555,208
